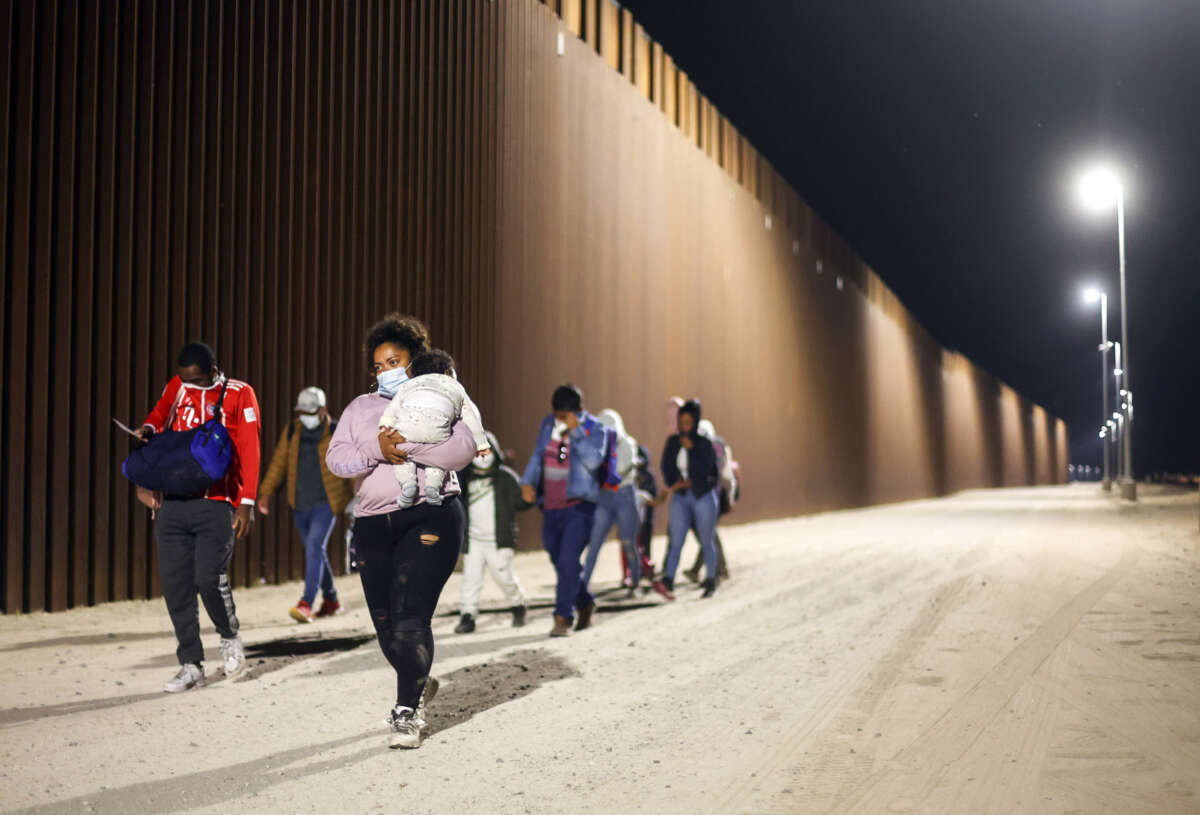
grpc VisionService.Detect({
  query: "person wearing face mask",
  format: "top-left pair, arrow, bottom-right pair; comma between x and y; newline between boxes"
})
453,431 -> 532,633
131,341 -> 261,692
519,384 -> 612,637
326,313 -> 476,750
654,399 -> 721,600
257,386 -> 353,623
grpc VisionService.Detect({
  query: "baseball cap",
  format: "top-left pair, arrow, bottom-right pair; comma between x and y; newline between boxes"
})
294,386 -> 327,414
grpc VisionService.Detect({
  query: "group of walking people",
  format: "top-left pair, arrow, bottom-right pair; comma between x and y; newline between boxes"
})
507,386 -> 740,637
128,312 -> 737,751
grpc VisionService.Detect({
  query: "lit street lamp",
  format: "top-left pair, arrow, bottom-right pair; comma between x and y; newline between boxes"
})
1083,287 -> 1113,491
1080,166 -> 1135,500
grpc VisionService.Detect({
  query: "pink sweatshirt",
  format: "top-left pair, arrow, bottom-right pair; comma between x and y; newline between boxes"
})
326,392 -> 477,518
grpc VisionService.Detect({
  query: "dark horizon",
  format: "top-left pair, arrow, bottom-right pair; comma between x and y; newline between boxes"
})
622,0 -> 1200,476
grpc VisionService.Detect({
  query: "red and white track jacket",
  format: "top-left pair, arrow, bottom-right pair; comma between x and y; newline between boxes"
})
141,375 -> 262,506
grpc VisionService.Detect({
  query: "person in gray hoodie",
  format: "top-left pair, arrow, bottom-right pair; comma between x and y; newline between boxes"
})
454,431 -> 532,633
581,409 -> 645,596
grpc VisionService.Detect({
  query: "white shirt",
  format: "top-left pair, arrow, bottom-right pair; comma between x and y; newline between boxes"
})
466,476 -> 497,545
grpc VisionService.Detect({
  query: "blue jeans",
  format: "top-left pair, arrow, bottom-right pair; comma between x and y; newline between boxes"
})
582,487 -> 641,589
664,490 -> 719,582
295,503 -> 338,605
542,503 -> 596,622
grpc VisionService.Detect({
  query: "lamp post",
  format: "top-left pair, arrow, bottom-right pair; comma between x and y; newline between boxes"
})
1112,340 -> 1125,480
1108,408 -> 1118,477
1084,288 -> 1112,491
1107,418 -> 1117,475
1079,167 -> 1135,500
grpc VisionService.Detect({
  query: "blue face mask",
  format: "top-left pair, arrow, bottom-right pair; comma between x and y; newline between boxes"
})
376,366 -> 409,398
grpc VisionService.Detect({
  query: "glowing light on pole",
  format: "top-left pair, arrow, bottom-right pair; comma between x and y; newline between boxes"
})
1078,166 -> 1135,499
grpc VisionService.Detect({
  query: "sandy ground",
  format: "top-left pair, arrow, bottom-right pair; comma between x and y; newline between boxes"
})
1,484 -> 1199,815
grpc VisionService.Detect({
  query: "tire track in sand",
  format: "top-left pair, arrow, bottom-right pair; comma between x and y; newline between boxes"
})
825,543 -> 1139,814
708,573 -> 976,815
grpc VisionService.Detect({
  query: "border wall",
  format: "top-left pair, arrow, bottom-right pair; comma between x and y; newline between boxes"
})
0,0 -> 1067,612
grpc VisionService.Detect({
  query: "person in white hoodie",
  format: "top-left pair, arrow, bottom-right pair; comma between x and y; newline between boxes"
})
581,409 -> 644,596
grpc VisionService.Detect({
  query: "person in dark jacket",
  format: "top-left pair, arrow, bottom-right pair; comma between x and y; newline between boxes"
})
454,431 -> 532,633
654,399 -> 720,600
258,386 -> 353,623
683,418 -> 734,583
633,444 -> 660,584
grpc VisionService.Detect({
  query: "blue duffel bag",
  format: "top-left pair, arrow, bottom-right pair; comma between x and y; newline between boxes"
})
123,380 -> 233,495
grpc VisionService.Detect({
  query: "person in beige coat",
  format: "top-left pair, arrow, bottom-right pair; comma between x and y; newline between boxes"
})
258,386 -> 353,622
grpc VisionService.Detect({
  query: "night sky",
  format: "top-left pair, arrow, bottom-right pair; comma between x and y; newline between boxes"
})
621,0 -> 1200,476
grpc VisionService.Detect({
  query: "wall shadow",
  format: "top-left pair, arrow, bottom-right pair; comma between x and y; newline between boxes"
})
7,650 -> 577,815
7,729 -> 382,815
0,690 -> 167,727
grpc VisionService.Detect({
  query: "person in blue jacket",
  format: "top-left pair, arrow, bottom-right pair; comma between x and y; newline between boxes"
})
520,384 -> 611,637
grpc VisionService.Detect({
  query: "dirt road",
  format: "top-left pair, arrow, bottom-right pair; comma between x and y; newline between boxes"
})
2,484 -> 1198,814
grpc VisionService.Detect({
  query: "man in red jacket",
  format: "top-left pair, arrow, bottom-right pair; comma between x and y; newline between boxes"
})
133,342 -> 261,693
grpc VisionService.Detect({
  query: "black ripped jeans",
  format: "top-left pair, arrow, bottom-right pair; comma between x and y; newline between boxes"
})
353,497 -> 465,710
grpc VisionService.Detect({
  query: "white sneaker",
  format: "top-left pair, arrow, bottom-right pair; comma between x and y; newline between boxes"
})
164,663 -> 205,693
220,635 -> 245,678
387,706 -> 422,749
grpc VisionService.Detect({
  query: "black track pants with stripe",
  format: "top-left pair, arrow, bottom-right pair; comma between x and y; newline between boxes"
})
155,497 -> 240,665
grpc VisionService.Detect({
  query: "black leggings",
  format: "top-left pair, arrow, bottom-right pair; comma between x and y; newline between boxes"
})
353,498 -> 464,709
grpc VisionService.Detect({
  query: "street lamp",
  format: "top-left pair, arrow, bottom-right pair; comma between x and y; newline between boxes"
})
1108,410 -> 1118,475
1083,287 -> 1112,491
1111,411 -> 1125,479
1111,340 -> 1128,478
1079,166 -> 1135,500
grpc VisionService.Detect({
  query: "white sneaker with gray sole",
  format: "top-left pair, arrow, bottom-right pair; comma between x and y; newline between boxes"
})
220,635 -> 245,678
387,677 -> 439,749
387,706 -> 422,749
163,663 -> 205,693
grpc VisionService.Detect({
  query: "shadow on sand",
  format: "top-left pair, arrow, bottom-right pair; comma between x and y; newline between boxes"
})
124,631 -> 379,675
8,649 -> 577,815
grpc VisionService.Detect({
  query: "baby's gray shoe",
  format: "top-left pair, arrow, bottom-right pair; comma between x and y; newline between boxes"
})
397,483 -> 419,509
424,485 -> 444,506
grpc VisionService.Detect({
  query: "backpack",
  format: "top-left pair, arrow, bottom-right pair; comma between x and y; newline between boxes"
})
122,380 -> 233,495
712,437 -> 741,515
599,426 -> 622,488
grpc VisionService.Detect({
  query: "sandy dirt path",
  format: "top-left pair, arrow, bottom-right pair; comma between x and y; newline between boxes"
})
1,484 -> 1198,814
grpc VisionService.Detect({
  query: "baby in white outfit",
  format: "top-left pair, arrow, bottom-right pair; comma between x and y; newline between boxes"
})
379,349 -> 489,507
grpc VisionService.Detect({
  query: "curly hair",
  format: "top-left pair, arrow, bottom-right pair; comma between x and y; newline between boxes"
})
411,349 -> 455,377
363,313 -> 431,373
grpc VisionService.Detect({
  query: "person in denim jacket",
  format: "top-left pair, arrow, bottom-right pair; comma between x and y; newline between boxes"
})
520,384 -> 611,637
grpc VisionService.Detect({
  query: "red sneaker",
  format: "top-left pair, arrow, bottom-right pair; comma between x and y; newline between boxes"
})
314,597 -> 341,618
289,600 -> 314,623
